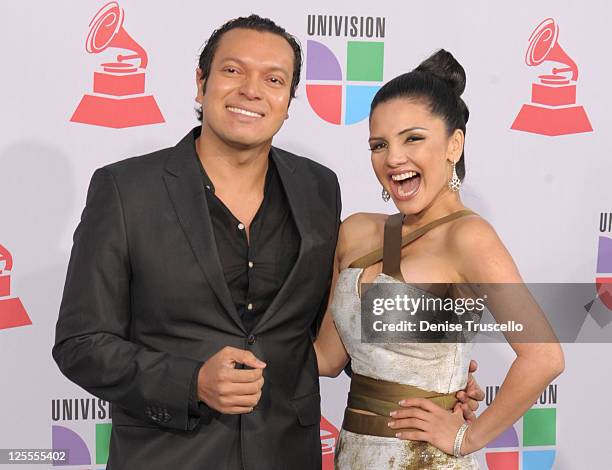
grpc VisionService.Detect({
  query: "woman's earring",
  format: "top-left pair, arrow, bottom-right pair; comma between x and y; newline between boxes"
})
381,188 -> 390,202
448,160 -> 461,191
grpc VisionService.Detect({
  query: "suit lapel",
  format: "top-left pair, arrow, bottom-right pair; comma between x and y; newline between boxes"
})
253,147 -> 312,333
163,130 -> 246,333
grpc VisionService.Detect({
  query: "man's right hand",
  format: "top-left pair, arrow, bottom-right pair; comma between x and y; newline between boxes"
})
197,346 -> 266,414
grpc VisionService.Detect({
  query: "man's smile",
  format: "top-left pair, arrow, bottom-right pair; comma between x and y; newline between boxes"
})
226,105 -> 265,118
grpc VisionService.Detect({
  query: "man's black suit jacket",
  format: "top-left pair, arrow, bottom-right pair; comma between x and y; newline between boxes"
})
52,129 -> 341,470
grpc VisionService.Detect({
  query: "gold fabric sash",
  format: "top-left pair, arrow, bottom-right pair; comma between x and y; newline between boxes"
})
343,373 -> 458,438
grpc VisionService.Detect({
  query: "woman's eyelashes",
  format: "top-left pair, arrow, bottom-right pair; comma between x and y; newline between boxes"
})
369,136 -> 424,152
369,141 -> 386,152
404,135 -> 424,143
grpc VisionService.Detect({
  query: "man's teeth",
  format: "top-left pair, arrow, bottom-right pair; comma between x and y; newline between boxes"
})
227,106 -> 263,118
391,171 -> 418,181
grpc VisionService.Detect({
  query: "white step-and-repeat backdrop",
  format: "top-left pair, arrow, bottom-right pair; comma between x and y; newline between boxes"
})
2,1 -> 611,468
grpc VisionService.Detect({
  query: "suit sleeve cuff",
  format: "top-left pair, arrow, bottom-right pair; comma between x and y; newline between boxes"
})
188,362 -> 204,416
187,362 -> 217,428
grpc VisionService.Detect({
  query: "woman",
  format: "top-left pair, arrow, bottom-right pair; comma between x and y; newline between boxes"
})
314,50 -> 564,468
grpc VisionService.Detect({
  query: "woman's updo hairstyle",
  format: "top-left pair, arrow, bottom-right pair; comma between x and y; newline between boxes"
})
370,49 -> 470,180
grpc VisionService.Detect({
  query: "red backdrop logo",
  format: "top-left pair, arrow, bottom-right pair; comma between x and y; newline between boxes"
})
0,244 -> 31,330
511,18 -> 592,136
71,1 -> 164,128
320,416 -> 339,470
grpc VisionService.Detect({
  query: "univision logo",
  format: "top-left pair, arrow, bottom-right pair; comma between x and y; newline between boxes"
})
305,14 -> 385,125
51,423 -> 111,467
484,385 -> 557,470
596,212 -> 612,311
51,398 -> 112,467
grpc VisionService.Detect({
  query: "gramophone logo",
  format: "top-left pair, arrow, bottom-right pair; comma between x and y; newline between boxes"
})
70,1 -> 164,129
511,18 -> 592,136
0,244 -> 31,331
320,416 -> 339,470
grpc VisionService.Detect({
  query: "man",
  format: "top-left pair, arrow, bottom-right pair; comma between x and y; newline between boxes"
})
53,14 -> 482,470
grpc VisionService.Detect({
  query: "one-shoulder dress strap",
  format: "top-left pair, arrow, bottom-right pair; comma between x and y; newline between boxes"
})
382,212 -> 405,280
349,209 -> 476,281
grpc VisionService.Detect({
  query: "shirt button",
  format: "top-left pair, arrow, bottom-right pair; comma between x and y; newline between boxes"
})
247,303 -> 253,311
238,223 -> 245,230
247,334 -> 256,345
205,185 -> 211,190
248,261 -> 254,268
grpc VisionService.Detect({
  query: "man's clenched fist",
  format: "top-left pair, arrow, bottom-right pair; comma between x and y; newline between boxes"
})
197,346 -> 266,414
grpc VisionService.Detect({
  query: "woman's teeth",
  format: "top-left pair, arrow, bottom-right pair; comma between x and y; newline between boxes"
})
390,171 -> 421,198
397,185 -> 415,197
391,171 -> 418,181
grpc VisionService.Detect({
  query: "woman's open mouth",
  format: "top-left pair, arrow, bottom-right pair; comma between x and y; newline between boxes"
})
389,170 -> 421,200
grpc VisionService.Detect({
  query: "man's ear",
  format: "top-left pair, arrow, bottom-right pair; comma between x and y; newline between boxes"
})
195,68 -> 205,104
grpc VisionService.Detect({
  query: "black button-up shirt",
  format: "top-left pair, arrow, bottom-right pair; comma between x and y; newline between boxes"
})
196,153 -> 300,333
188,132 -> 301,416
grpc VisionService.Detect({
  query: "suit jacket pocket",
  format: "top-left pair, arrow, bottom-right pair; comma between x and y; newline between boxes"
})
290,392 -> 321,427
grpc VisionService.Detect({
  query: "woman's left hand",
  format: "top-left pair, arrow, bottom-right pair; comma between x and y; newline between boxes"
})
388,398 -> 474,456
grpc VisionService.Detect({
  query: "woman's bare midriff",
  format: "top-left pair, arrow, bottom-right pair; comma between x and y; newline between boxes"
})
347,407 -> 378,416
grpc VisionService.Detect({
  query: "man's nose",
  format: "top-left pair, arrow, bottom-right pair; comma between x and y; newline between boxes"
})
239,73 -> 263,100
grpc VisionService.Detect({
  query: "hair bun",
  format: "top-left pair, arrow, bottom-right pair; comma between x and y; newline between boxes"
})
414,49 -> 466,96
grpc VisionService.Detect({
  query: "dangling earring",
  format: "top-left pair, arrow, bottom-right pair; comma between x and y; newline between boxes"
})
448,160 -> 461,191
381,188 -> 390,202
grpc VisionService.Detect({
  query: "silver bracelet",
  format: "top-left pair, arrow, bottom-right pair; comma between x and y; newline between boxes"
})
453,423 -> 469,457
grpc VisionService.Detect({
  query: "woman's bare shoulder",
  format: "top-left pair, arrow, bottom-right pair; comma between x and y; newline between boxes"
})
446,213 -> 502,251
446,212 -> 522,282
336,212 -> 387,267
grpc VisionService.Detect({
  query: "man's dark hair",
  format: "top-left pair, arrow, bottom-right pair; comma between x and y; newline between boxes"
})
196,14 -> 303,121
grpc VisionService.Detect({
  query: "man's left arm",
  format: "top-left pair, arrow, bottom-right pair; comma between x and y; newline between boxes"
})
453,359 -> 485,423
392,359 -> 485,423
